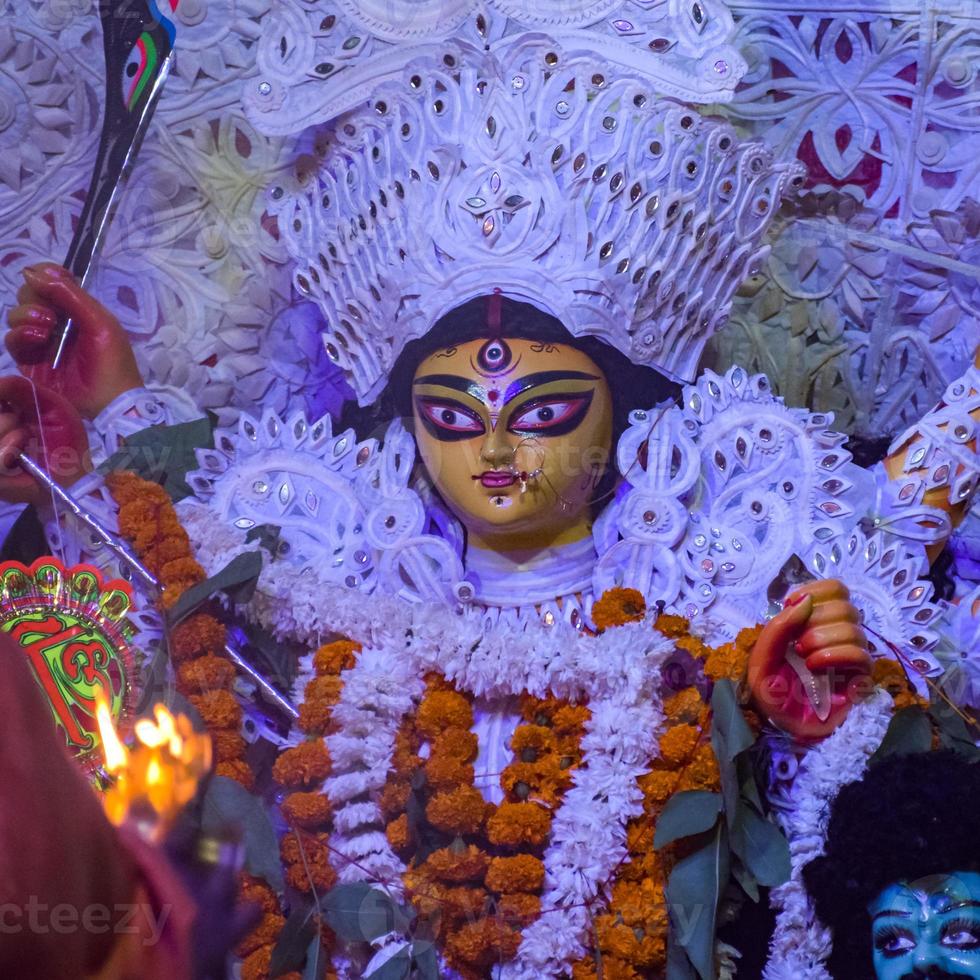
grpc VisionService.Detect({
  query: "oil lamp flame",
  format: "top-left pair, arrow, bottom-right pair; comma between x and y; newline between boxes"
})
96,696 -> 213,840
96,696 -> 129,773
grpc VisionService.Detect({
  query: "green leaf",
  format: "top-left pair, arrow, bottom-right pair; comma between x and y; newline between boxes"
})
870,705 -> 933,764
731,856 -> 760,903
165,550 -> 263,626
665,824 -> 729,980
98,416 -> 215,501
665,929 -> 698,980
713,735 -> 740,828
711,679 -> 759,824
738,752 -> 764,815
322,883 -> 413,944
270,903 -> 318,977
201,775 -> 284,890
246,523 -> 283,554
711,679 -> 755,762
729,805 -> 791,888
229,622 -> 301,693
365,949 -> 411,980
411,941 -> 440,979
654,791 -> 722,850
301,934 -> 328,980
930,698 -> 980,760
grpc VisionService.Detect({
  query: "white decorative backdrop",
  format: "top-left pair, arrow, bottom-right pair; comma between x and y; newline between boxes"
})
711,0 -> 980,439
1,0 -> 978,439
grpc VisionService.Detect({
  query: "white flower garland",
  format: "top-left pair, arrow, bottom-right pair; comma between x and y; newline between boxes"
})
180,500 -> 674,977
763,689 -> 893,980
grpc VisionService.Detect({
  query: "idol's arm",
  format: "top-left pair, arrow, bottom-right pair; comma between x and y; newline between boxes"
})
3,262 -> 201,468
882,350 -> 980,564
1,265 -> 202,562
0,266 -> 205,701
747,356 -> 980,739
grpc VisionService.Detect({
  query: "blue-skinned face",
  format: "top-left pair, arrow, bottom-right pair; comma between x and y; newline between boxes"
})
868,873 -> 980,979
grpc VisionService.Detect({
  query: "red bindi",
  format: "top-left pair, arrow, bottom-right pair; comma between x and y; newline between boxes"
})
488,389 -> 500,403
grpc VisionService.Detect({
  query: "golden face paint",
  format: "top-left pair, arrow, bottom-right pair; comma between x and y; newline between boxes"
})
412,337 -> 614,550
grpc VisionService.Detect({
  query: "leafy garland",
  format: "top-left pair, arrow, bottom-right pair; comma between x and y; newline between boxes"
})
105,471 -> 295,980
105,466 -> 796,980
262,586 -> 785,980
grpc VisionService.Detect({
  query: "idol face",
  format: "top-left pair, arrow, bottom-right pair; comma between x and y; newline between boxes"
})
868,873 -> 980,980
411,336 -> 614,548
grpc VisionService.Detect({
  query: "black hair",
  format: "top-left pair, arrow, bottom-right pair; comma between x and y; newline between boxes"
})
802,751 -> 980,980
339,295 -> 681,513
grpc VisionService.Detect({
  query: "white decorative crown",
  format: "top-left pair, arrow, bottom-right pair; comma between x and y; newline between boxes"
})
244,0 -> 749,135
266,33 -> 805,404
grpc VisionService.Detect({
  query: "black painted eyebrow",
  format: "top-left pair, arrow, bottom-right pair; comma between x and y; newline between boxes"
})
414,374 -> 472,390
937,899 -> 980,914
872,909 -> 913,923
503,371 -> 599,405
412,375 -> 487,401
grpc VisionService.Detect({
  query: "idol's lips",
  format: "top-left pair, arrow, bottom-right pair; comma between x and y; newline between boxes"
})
477,471 -> 517,488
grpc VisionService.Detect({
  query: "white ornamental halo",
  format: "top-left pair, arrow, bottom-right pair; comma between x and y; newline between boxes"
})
244,0 -> 746,135
182,363 -> 943,667
596,365 -> 856,628
184,409 -> 466,605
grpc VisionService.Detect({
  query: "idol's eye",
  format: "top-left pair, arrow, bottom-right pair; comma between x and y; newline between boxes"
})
415,398 -> 486,438
121,33 -> 158,110
508,392 -> 593,435
941,919 -> 980,950
873,926 -> 916,957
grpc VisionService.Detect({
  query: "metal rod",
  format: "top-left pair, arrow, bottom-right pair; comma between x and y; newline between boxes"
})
51,51 -> 175,370
18,451 -> 158,591
50,315 -> 76,372
17,451 -> 298,718
222,643 -> 297,719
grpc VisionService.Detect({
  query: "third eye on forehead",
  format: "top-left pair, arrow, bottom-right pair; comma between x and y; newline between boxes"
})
413,371 -> 600,408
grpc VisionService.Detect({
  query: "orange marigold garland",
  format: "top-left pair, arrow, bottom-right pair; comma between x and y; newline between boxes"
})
268,640 -> 359,975
382,674 -> 590,979
267,590 -> 766,978
106,471 -> 290,976
568,589 -> 762,979
107,474 -> 780,978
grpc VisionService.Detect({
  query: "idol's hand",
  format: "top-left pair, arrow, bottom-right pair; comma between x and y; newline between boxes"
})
0,376 -> 90,505
5,262 -> 143,419
748,579 -> 873,741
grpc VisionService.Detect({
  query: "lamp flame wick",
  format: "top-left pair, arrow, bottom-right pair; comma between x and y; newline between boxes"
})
95,695 -> 212,840
96,694 -> 129,773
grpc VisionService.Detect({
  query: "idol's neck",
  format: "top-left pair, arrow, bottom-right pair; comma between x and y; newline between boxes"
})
463,534 -> 597,607
465,516 -> 594,555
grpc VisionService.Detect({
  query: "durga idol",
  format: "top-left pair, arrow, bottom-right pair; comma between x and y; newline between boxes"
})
1,4 -> 979,979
